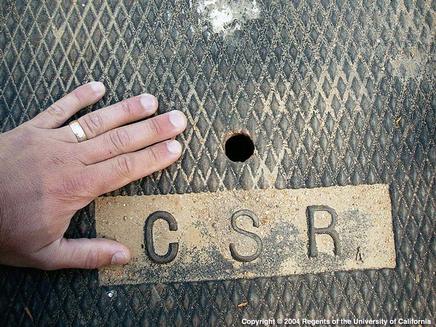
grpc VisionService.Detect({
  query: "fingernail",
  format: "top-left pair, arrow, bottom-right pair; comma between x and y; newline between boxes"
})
139,94 -> 157,112
167,140 -> 182,154
168,110 -> 186,129
89,81 -> 105,95
111,251 -> 129,265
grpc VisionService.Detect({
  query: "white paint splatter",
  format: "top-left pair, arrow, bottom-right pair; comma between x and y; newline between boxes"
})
391,51 -> 427,80
197,0 -> 261,35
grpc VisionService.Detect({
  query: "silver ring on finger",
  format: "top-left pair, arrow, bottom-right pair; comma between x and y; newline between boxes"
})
69,120 -> 88,142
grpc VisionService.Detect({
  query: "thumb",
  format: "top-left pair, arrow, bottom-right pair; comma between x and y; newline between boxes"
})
35,237 -> 131,270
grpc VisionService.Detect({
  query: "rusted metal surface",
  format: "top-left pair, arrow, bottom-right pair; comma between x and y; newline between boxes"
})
1,0 -> 434,325
96,184 -> 395,285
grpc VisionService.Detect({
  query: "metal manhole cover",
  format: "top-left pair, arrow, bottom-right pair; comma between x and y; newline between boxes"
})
0,0 -> 434,326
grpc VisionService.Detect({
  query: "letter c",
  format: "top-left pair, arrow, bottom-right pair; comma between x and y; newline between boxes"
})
144,211 -> 179,264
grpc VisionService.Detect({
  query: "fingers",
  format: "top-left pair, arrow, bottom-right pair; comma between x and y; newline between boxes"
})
60,93 -> 158,142
78,110 -> 187,164
35,237 -> 130,270
85,140 -> 183,195
31,82 -> 106,129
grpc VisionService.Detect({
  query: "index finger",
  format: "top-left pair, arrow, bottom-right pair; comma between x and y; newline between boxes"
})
85,140 -> 183,196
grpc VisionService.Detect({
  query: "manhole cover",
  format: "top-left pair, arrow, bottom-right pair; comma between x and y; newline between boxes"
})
0,0 -> 434,326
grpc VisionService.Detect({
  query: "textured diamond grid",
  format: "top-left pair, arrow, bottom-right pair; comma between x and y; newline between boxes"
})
0,0 -> 435,326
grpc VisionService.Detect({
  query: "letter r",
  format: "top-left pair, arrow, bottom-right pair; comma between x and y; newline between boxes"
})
306,205 -> 341,258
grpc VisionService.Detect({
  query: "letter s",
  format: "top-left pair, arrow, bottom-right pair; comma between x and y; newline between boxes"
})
229,209 -> 263,262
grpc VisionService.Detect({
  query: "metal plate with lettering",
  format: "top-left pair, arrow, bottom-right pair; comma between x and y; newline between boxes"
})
96,184 -> 395,285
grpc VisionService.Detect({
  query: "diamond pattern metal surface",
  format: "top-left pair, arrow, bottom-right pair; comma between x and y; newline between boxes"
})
0,0 -> 434,326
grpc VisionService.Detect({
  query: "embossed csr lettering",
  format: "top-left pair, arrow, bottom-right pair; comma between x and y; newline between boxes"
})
229,209 -> 263,262
306,205 -> 341,258
144,211 -> 179,264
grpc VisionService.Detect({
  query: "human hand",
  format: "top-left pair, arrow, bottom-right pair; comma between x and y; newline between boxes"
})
0,82 -> 187,270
